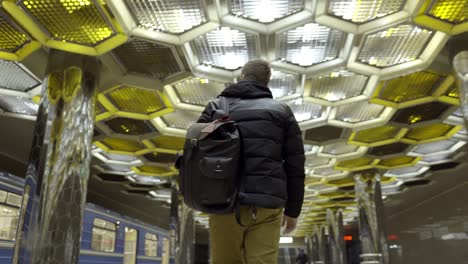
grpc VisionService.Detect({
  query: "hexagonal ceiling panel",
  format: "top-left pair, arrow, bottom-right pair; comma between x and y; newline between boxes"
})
142,152 -> 178,164
331,100 -> 388,126
277,23 -> 346,67
269,70 -> 299,99
305,70 -> 369,104
103,117 -> 157,136
0,60 -> 40,92
335,157 -> 377,171
391,102 -> 453,126
171,77 -> 227,106
0,95 -> 38,116
95,173 -> 127,183
368,143 -> 411,158
319,141 -> 363,159
190,27 -> 257,70
372,71 -> 446,108
304,125 -> 346,144
349,125 -> 405,147
0,10 -> 40,60
125,0 -> 208,34
402,123 -> 461,144
113,38 -> 184,79
358,24 -> 433,68
287,98 -> 326,123
230,0 -> 304,23
97,137 -> 146,154
102,85 -> 173,119
376,156 -> 420,169
328,0 -> 405,23
415,0 -> 468,34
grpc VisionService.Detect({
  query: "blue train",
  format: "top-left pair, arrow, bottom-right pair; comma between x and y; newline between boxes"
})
0,172 -> 174,264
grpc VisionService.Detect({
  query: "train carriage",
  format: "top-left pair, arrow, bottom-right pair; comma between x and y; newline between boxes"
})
0,171 -> 175,264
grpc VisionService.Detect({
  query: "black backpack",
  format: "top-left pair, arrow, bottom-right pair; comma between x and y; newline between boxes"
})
176,97 -> 243,214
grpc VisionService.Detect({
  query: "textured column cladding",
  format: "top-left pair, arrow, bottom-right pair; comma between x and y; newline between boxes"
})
311,225 -> 329,264
355,172 -> 390,264
454,51 -> 468,127
310,226 -> 321,263
319,225 -> 330,264
175,204 -> 195,264
170,185 -> 179,262
13,50 -> 98,264
326,209 -> 347,264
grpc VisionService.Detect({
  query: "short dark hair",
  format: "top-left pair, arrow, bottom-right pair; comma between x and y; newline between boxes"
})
241,59 -> 271,86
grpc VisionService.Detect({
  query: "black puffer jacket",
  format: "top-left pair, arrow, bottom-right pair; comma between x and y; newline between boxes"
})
198,81 -> 305,217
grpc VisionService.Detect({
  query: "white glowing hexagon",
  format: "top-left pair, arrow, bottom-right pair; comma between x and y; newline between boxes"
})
190,27 -> 258,70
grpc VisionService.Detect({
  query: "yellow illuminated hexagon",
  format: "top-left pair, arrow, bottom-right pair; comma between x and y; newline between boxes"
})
2,0 -> 128,56
302,216 -> 327,223
0,9 -> 40,61
315,200 -> 356,209
371,71 -> 448,109
319,191 -> 355,201
305,177 -> 325,187
101,117 -> 158,136
390,102 -> 454,127
325,176 -> 354,188
335,157 -> 378,171
367,143 -> 412,159
349,125 -> 407,147
402,123 -> 462,144
140,152 -> 178,165
132,165 -> 176,177
98,86 -> 174,120
95,100 -> 112,122
141,135 -> 185,154
327,0 -> 405,24
95,137 -> 146,155
414,0 -> 468,35
437,82 -> 460,106
376,156 -> 421,169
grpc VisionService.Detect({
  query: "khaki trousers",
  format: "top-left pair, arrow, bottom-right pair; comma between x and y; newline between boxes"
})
209,206 -> 283,264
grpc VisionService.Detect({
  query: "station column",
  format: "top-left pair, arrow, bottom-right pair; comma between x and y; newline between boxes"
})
12,50 -> 98,264
355,171 -> 390,264
326,209 -> 347,264
454,51 -> 468,126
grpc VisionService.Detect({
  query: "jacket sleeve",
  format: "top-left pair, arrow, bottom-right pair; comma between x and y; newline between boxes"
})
282,106 -> 305,218
197,100 -> 217,123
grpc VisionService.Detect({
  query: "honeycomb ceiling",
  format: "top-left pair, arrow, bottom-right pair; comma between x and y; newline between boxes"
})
0,0 -> 467,236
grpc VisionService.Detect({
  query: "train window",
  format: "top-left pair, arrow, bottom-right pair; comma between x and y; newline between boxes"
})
162,238 -> 170,264
0,190 -> 21,241
6,193 -> 22,207
144,233 -> 158,257
0,204 -> 20,240
0,190 -> 6,202
124,227 -> 138,264
91,218 -> 116,252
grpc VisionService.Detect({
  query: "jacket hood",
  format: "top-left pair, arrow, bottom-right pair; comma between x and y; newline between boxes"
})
219,81 -> 273,99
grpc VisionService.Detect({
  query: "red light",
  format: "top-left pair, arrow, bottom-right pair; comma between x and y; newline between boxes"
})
344,236 -> 353,241
388,234 -> 398,240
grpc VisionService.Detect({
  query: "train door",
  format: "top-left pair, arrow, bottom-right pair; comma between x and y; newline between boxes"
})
124,227 -> 138,264
162,238 -> 170,264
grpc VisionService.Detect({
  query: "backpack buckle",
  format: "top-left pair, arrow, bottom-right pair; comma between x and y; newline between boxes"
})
190,139 -> 198,147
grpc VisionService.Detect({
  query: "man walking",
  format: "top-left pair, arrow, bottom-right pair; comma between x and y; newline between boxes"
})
198,59 -> 305,264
